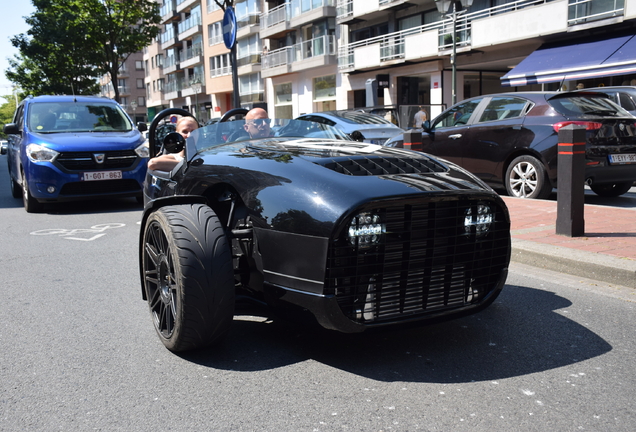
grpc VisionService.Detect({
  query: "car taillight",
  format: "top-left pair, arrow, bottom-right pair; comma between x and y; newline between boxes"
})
552,121 -> 602,133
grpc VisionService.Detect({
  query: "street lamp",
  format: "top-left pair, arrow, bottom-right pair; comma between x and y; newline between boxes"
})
190,77 -> 202,115
436,0 -> 473,105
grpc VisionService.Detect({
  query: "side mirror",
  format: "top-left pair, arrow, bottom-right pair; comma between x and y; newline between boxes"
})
163,132 -> 185,154
3,123 -> 20,135
137,122 -> 148,132
350,130 -> 365,142
422,120 -> 431,132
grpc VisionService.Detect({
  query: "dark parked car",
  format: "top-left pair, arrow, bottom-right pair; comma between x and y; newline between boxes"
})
296,110 -> 404,144
385,92 -> 636,199
3,95 -> 149,212
578,86 -> 636,116
139,108 -> 511,352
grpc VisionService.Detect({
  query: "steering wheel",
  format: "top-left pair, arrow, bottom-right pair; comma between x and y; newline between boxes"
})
148,108 -> 198,158
216,108 -> 249,143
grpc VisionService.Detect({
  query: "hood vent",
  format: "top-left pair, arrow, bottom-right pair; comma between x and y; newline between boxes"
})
315,156 -> 447,176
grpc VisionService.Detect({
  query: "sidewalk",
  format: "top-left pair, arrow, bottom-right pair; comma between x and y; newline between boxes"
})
502,196 -> 636,289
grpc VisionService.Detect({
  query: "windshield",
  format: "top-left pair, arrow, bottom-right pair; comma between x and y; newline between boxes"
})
189,119 -> 352,153
27,101 -> 133,133
548,94 -> 632,117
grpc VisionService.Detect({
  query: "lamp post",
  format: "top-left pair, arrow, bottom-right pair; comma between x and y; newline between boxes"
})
129,100 -> 138,123
436,0 -> 473,105
190,77 -> 202,116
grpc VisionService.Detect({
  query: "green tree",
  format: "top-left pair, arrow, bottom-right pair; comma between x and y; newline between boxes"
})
6,0 -> 160,102
0,95 -> 19,139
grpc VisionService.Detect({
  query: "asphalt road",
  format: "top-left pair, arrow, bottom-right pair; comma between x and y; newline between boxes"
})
1,157 -> 635,431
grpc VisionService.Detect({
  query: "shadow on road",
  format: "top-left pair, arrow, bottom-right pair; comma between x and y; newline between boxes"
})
179,284 -> 611,383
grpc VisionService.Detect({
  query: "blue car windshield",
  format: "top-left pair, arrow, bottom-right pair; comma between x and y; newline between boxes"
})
189,118 -> 353,153
28,102 -> 133,133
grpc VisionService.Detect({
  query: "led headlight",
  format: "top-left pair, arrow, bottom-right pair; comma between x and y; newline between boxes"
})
135,141 -> 150,158
464,204 -> 493,237
348,212 -> 385,250
25,143 -> 59,163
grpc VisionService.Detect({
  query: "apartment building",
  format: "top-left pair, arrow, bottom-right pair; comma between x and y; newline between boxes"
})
140,0 -> 636,123
335,0 -> 636,124
99,52 -> 148,123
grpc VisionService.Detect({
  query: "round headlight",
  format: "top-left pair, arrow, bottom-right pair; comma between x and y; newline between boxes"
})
348,212 -> 385,250
464,204 -> 493,237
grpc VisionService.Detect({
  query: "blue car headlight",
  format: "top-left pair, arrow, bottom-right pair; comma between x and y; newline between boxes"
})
135,141 -> 150,158
25,143 -> 59,163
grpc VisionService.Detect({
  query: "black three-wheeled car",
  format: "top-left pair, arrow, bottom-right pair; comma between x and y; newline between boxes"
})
139,108 -> 511,352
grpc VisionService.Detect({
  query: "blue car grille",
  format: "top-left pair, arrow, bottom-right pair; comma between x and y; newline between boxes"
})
326,196 -> 510,324
56,150 -> 138,171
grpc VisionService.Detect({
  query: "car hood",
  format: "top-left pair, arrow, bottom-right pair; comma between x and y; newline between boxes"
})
177,137 -> 498,236
28,130 -> 144,151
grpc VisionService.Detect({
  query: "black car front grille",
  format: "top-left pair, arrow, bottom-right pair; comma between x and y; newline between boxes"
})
316,156 -> 446,176
326,196 -> 510,324
59,179 -> 141,196
56,150 -> 139,171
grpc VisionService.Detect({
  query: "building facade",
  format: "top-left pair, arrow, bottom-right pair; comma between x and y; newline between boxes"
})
99,52 -> 148,124
136,0 -> 636,123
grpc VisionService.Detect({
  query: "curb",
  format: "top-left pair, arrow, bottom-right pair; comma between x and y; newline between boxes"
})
511,238 -> 636,289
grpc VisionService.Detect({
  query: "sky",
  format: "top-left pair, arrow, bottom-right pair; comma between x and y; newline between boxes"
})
0,1 -> 35,97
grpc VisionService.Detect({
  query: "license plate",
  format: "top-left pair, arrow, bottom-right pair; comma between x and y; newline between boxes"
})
608,154 -> 636,164
82,171 -> 122,181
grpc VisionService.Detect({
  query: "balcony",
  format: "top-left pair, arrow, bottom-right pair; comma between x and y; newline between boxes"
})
237,13 -> 261,39
176,0 -> 198,13
237,54 -> 262,75
336,0 -> 410,24
163,79 -> 183,100
163,54 -> 180,75
262,35 -> 336,78
160,0 -> 178,23
260,3 -> 290,39
337,0 -> 622,72
160,27 -> 179,50
180,44 -> 203,69
290,0 -> 336,28
178,13 -> 202,40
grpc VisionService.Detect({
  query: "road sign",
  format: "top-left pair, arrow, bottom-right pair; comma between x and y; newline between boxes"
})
223,7 -> 237,50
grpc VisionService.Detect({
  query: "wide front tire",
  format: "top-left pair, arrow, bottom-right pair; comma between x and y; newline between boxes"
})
142,204 -> 235,352
21,170 -> 44,213
590,181 -> 633,197
505,155 -> 552,199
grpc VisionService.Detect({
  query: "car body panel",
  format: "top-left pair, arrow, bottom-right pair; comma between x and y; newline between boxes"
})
296,111 -> 405,144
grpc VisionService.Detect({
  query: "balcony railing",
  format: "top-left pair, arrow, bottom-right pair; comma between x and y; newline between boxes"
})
290,0 -> 335,18
184,44 -> 203,61
164,54 -> 179,68
178,13 -> 201,34
210,65 -> 231,78
263,35 -> 336,70
336,0 -> 352,20
261,3 -> 289,29
338,0 -> 623,71
160,26 -> 176,44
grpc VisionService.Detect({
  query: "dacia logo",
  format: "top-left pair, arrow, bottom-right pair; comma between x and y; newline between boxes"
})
94,153 -> 106,164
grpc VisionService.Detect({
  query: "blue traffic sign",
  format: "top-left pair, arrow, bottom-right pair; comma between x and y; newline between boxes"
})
222,7 -> 237,50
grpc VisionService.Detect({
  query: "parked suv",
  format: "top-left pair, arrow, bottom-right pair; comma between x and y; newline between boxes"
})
579,86 -> 636,115
3,95 -> 149,212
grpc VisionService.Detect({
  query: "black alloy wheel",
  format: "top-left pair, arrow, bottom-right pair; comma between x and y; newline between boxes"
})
142,204 -> 235,352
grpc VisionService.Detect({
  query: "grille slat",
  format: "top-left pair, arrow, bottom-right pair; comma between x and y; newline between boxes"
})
56,150 -> 139,170
327,197 -> 510,324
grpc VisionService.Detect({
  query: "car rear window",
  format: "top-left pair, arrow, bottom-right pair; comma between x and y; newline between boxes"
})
548,94 -> 631,117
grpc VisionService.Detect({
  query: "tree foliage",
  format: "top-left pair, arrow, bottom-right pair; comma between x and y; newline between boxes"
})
0,95 -> 19,139
6,0 -> 160,102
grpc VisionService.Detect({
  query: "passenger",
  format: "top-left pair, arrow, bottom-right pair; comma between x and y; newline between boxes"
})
243,107 -> 273,139
147,116 -> 198,171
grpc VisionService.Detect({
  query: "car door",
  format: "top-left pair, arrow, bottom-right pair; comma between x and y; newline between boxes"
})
6,102 -> 26,182
422,98 -> 484,167
460,96 -> 531,182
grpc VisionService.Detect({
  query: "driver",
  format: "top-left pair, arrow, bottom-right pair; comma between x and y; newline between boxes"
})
243,108 -> 272,139
147,116 -> 198,171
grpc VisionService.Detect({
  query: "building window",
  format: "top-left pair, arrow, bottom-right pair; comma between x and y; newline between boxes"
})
313,75 -> 336,101
208,21 -> 223,46
275,83 -> 293,119
136,78 -> 145,89
239,72 -> 263,103
237,34 -> 262,65
135,60 -> 144,70
209,53 -> 231,77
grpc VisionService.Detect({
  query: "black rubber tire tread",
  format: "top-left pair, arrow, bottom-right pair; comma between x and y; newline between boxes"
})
10,175 -> 21,199
143,204 -> 235,352
589,181 -> 633,197
22,170 -> 44,213
505,155 -> 552,199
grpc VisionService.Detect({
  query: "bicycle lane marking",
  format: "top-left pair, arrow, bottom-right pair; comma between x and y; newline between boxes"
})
30,223 -> 126,241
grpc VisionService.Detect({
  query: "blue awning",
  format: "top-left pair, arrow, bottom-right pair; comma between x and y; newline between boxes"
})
501,33 -> 636,87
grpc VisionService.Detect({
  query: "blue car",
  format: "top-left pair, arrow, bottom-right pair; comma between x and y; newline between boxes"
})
2,95 -> 149,212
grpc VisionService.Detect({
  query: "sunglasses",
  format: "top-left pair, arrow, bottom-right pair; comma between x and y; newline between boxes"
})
247,119 -> 271,126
